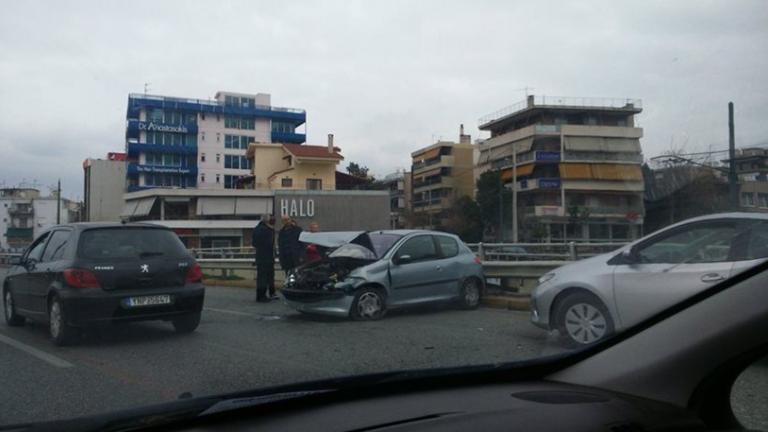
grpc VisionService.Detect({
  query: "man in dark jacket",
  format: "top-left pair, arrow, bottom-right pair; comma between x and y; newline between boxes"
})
252,215 -> 276,302
278,216 -> 303,273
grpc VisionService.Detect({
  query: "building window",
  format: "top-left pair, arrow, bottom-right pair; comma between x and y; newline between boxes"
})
742,192 -> 755,207
758,193 -> 768,208
216,174 -> 220,184
281,178 -> 293,187
216,133 -> 220,142
201,153 -> 206,162
201,113 -> 206,120
216,154 -> 220,163
201,132 -> 205,141
306,178 -> 322,190
201,174 -> 205,183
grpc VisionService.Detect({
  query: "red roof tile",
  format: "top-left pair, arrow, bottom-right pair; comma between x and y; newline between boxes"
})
283,144 -> 343,160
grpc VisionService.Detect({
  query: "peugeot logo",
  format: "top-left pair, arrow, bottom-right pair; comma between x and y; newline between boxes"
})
140,264 -> 149,273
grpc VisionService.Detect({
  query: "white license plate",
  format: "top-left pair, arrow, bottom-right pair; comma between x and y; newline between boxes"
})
124,295 -> 172,308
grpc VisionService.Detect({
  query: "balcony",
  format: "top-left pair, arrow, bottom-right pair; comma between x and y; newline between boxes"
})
517,177 -> 562,191
412,197 -> 451,211
127,142 -> 198,156
126,119 -> 198,137
8,205 -> 33,216
563,150 -> 643,163
5,227 -> 33,239
271,131 -> 306,144
127,94 -> 306,124
412,155 -> 454,173
413,177 -> 455,192
127,163 -> 198,176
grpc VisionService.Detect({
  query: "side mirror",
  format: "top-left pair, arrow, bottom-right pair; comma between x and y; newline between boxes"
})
9,256 -> 23,266
621,248 -> 639,264
395,254 -> 412,265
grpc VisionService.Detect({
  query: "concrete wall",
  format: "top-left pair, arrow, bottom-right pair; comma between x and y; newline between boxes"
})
85,159 -> 126,222
271,160 -> 338,191
250,144 -> 287,190
274,190 -> 389,232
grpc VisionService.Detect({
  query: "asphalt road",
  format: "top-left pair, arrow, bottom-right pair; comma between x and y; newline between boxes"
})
0,268 -> 565,425
0,268 -> 765,430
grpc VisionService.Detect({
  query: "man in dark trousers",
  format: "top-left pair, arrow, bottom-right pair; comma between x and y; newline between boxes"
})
278,216 -> 303,274
252,215 -> 276,302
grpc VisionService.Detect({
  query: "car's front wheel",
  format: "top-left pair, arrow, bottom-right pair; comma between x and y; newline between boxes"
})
458,278 -> 481,310
350,287 -> 386,321
556,292 -> 614,347
4,288 -> 25,326
49,296 -> 77,346
172,312 -> 201,333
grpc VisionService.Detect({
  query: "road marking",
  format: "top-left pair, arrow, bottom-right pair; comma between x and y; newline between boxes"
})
204,307 -> 252,317
0,333 -> 73,368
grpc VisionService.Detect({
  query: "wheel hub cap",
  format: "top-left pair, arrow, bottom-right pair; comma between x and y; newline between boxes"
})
358,292 -> 381,317
564,303 -> 607,344
4,292 -> 12,318
50,303 -> 61,338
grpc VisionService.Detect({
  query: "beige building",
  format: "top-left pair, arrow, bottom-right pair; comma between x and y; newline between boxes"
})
477,95 -> 645,242
246,135 -> 344,191
410,126 -> 475,228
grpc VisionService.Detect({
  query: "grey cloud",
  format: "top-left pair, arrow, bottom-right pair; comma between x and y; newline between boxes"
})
0,0 -> 766,197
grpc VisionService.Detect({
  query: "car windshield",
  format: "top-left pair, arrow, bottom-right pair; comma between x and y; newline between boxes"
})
78,228 -> 190,260
1,1 -> 766,429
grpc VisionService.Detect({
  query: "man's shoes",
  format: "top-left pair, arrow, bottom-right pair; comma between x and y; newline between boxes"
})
256,297 -> 270,303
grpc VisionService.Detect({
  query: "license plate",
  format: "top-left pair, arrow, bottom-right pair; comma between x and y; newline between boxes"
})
124,295 -> 172,308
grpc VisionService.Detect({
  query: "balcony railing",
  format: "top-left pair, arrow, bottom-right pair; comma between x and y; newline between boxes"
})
480,95 -> 642,126
271,131 -> 306,144
5,228 -> 33,239
8,206 -> 33,216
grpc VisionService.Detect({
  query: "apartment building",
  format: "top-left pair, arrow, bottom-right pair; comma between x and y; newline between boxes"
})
124,91 -> 306,191
381,170 -> 412,229
410,126 -> 475,229
0,188 -> 78,252
83,152 -> 127,222
722,147 -> 768,210
477,95 -> 645,242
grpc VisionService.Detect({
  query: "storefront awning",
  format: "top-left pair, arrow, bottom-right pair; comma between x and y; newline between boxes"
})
559,163 -> 643,181
121,197 -> 155,218
234,197 -> 272,216
133,197 -> 157,217
196,197 -> 236,216
501,164 -> 534,181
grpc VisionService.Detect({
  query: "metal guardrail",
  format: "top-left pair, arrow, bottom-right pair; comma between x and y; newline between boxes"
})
190,242 -> 628,263
466,242 -> 627,261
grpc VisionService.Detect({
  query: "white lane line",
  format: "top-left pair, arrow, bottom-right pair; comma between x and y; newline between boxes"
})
204,307 -> 252,317
0,333 -> 74,368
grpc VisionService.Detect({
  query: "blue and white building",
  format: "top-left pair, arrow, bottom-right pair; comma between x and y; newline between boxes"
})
125,91 -> 306,192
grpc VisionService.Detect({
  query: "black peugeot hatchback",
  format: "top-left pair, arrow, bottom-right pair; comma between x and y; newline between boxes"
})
2,223 -> 205,345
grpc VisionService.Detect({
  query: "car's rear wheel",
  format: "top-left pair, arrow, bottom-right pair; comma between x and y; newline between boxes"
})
4,289 -> 25,326
458,278 -> 481,310
49,296 -> 76,346
556,292 -> 614,347
350,287 -> 386,321
172,312 -> 201,333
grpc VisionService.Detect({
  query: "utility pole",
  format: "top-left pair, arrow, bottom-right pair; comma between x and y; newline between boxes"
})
728,102 -> 738,209
56,179 -> 61,224
498,172 -> 503,242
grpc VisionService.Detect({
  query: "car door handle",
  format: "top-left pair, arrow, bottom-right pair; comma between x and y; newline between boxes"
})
701,273 -> 726,283
435,265 -> 443,271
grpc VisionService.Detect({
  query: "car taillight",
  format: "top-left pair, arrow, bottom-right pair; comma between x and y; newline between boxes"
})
63,268 -> 101,289
186,263 -> 203,283
474,256 -> 482,265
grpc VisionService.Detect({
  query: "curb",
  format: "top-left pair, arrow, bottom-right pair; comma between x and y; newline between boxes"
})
482,295 -> 530,311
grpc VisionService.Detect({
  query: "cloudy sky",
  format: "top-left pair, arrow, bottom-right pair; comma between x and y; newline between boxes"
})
1,0 -> 766,198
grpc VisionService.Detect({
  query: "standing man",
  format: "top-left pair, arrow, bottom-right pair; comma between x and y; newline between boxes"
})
278,216 -> 303,274
252,214 -> 276,302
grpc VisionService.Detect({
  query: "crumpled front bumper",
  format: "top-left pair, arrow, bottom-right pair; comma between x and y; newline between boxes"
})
282,288 -> 354,318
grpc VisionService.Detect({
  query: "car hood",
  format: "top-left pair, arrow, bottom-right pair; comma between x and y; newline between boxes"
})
298,231 -> 367,248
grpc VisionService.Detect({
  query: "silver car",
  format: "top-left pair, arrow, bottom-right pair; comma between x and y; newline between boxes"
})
531,212 -> 768,346
282,230 -> 485,319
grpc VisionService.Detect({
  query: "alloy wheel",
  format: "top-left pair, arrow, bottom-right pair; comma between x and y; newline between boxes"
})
4,291 -> 13,320
50,301 -> 62,339
564,302 -> 607,344
463,280 -> 480,307
356,292 -> 382,319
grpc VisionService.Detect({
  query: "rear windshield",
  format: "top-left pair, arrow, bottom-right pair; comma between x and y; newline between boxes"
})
78,228 -> 189,260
